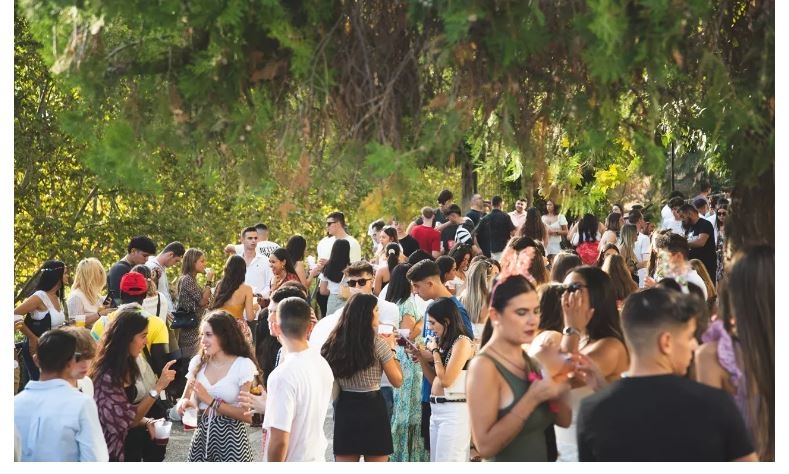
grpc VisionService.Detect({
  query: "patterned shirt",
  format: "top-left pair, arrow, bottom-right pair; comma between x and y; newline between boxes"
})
336,337 -> 393,392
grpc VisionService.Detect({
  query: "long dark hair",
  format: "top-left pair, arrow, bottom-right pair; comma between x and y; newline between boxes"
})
192,311 -> 259,378
570,266 -> 625,344
321,293 -> 378,379
537,283 -> 564,332
385,264 -> 412,305
323,239 -> 351,283
385,242 -> 401,274
89,308 -> 148,387
520,207 -> 546,241
271,248 -> 298,276
285,235 -> 307,262
254,308 -> 281,389
578,214 -> 599,243
425,297 -> 470,356
210,255 -> 247,309
550,251 -> 581,283
30,260 -> 67,300
727,245 -> 774,461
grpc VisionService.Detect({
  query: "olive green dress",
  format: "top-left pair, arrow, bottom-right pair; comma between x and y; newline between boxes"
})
478,352 -> 556,461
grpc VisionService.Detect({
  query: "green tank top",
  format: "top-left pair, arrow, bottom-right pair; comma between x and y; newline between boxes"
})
477,351 -> 555,462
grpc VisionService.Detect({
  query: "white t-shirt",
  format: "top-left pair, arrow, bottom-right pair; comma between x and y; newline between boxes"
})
263,348 -> 334,462
660,204 -> 674,229
308,306 -> 343,351
66,289 -> 102,322
142,292 -> 169,324
146,257 -> 175,312
634,233 -> 652,288
186,356 -> 257,410
77,376 -> 94,398
377,298 -> 400,388
316,234 -> 363,262
233,241 -> 281,259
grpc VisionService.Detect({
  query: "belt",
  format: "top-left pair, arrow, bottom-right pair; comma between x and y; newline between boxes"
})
430,396 -> 466,404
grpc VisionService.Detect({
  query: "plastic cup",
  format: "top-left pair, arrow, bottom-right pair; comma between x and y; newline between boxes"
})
397,328 -> 410,338
75,314 -> 86,328
378,324 -> 393,335
182,407 -> 198,431
153,419 -> 172,446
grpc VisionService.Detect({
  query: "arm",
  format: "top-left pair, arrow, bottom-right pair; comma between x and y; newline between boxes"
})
224,244 -> 237,255
373,268 -> 386,296
688,232 -> 710,248
243,286 -> 255,322
432,337 -> 473,388
191,379 -> 253,423
294,261 -> 308,287
380,334 -> 404,387
319,279 -> 329,296
266,427 -> 290,462
14,295 -> 44,346
693,343 -> 725,389
67,295 -> 100,326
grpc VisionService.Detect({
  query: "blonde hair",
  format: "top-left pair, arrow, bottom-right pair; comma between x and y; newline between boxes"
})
602,254 -> 638,301
71,258 -> 106,305
689,259 -> 717,301
459,259 -> 493,324
617,224 -> 639,267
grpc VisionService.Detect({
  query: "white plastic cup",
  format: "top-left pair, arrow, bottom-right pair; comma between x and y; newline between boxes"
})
307,255 -> 317,270
378,324 -> 394,335
153,419 -> 172,446
182,407 -> 198,431
75,314 -> 86,328
397,328 -> 410,338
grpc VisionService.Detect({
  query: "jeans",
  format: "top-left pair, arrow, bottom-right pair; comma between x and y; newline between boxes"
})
380,386 -> 394,422
429,401 -> 470,462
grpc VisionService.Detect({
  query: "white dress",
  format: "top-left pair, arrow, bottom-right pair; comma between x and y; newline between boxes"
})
554,385 -> 594,462
542,214 -> 568,256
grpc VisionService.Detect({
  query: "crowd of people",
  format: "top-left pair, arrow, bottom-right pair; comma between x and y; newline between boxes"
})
12,183 -> 773,462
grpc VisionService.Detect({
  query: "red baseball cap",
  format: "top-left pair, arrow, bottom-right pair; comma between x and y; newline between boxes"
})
120,272 -> 148,296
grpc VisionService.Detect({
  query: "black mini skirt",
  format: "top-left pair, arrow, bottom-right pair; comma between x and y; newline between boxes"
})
333,389 -> 393,456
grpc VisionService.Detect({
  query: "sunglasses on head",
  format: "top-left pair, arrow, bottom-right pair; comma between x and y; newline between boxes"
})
347,278 -> 371,287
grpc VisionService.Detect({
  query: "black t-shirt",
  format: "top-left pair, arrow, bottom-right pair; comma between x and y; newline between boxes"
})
466,209 -> 485,227
686,217 -> 717,278
106,259 -> 132,307
399,234 -> 420,259
577,375 -> 754,461
441,219 -> 475,254
481,209 -> 516,254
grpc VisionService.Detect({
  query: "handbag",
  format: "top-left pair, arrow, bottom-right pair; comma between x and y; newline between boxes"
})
170,309 -> 198,329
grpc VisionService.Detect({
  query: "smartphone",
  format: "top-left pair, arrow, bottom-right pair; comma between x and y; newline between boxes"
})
102,294 -> 113,307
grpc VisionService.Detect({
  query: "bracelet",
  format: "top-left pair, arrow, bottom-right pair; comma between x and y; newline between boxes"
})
431,348 -> 440,354
391,348 -> 397,354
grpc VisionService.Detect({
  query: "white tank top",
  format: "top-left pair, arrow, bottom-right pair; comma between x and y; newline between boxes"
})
31,290 -> 66,327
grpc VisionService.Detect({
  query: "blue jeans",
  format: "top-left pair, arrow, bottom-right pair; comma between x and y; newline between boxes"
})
380,386 -> 394,422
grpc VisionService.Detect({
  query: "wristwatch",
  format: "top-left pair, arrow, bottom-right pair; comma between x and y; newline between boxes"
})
562,326 -> 581,336
148,389 -> 159,399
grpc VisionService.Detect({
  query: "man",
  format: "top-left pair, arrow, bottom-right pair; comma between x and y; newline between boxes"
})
627,210 -> 652,288
465,193 -> 486,227
479,195 -> 516,260
316,211 -> 363,262
660,196 -> 686,235
406,260 -> 474,452
410,207 -> 442,258
508,197 -> 528,231
226,226 -> 273,299
577,288 -> 757,461
107,235 -> 157,307
225,223 -> 281,261
257,297 -> 335,461
145,241 -> 185,313
309,261 -> 400,419
693,179 -> 712,204
694,197 -> 719,243
679,203 -> 717,279
440,204 -> 478,255
660,191 -> 685,228
368,219 -> 386,256
14,329 -> 109,461
648,230 -> 708,300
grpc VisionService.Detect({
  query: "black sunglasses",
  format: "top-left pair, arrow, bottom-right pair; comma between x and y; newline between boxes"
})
347,278 -> 371,287
558,282 -> 587,295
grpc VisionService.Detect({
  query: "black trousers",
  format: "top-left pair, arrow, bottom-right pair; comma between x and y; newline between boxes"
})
421,401 -> 431,450
123,425 -> 166,462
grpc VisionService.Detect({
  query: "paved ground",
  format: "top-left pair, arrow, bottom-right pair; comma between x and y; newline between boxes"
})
163,406 -> 335,462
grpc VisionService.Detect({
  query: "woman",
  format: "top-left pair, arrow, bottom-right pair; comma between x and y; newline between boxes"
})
459,258 -> 495,329
90,308 -> 177,461
176,248 -> 214,359
131,265 -> 169,324
210,255 -> 256,344
598,213 -> 622,251
284,235 -> 313,288
689,258 -> 717,312
714,205 -> 728,282
385,264 -> 428,462
448,243 -> 473,294
724,245 -> 773,460
520,207 -> 548,243
601,254 -> 638,307
321,293 -> 404,461
467,275 -> 572,461
595,243 -> 620,268
67,257 -> 109,328
573,214 -> 602,265
374,226 -> 403,268
373,243 -> 401,296
507,236 -> 550,285
177,311 -> 259,462
13,260 -> 69,381
269,248 -> 301,295
319,239 -> 351,316
405,297 -> 474,462
542,200 -> 569,260
556,265 -> 630,461
62,326 -> 98,396
617,223 -> 641,284
549,251 -> 582,284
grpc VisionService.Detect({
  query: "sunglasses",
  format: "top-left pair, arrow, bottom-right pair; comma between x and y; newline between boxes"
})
73,351 -> 86,363
558,282 -> 587,295
347,278 -> 371,287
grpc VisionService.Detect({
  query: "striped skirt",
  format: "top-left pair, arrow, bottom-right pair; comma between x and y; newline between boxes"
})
187,411 -> 252,462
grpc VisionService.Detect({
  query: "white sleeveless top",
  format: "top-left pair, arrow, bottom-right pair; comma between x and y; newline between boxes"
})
554,385 -> 595,462
30,290 -> 66,327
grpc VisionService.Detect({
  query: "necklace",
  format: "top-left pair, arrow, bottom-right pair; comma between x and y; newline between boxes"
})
487,346 -> 528,373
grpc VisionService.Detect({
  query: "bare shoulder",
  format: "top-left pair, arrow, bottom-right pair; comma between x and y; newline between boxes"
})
695,340 -> 719,360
